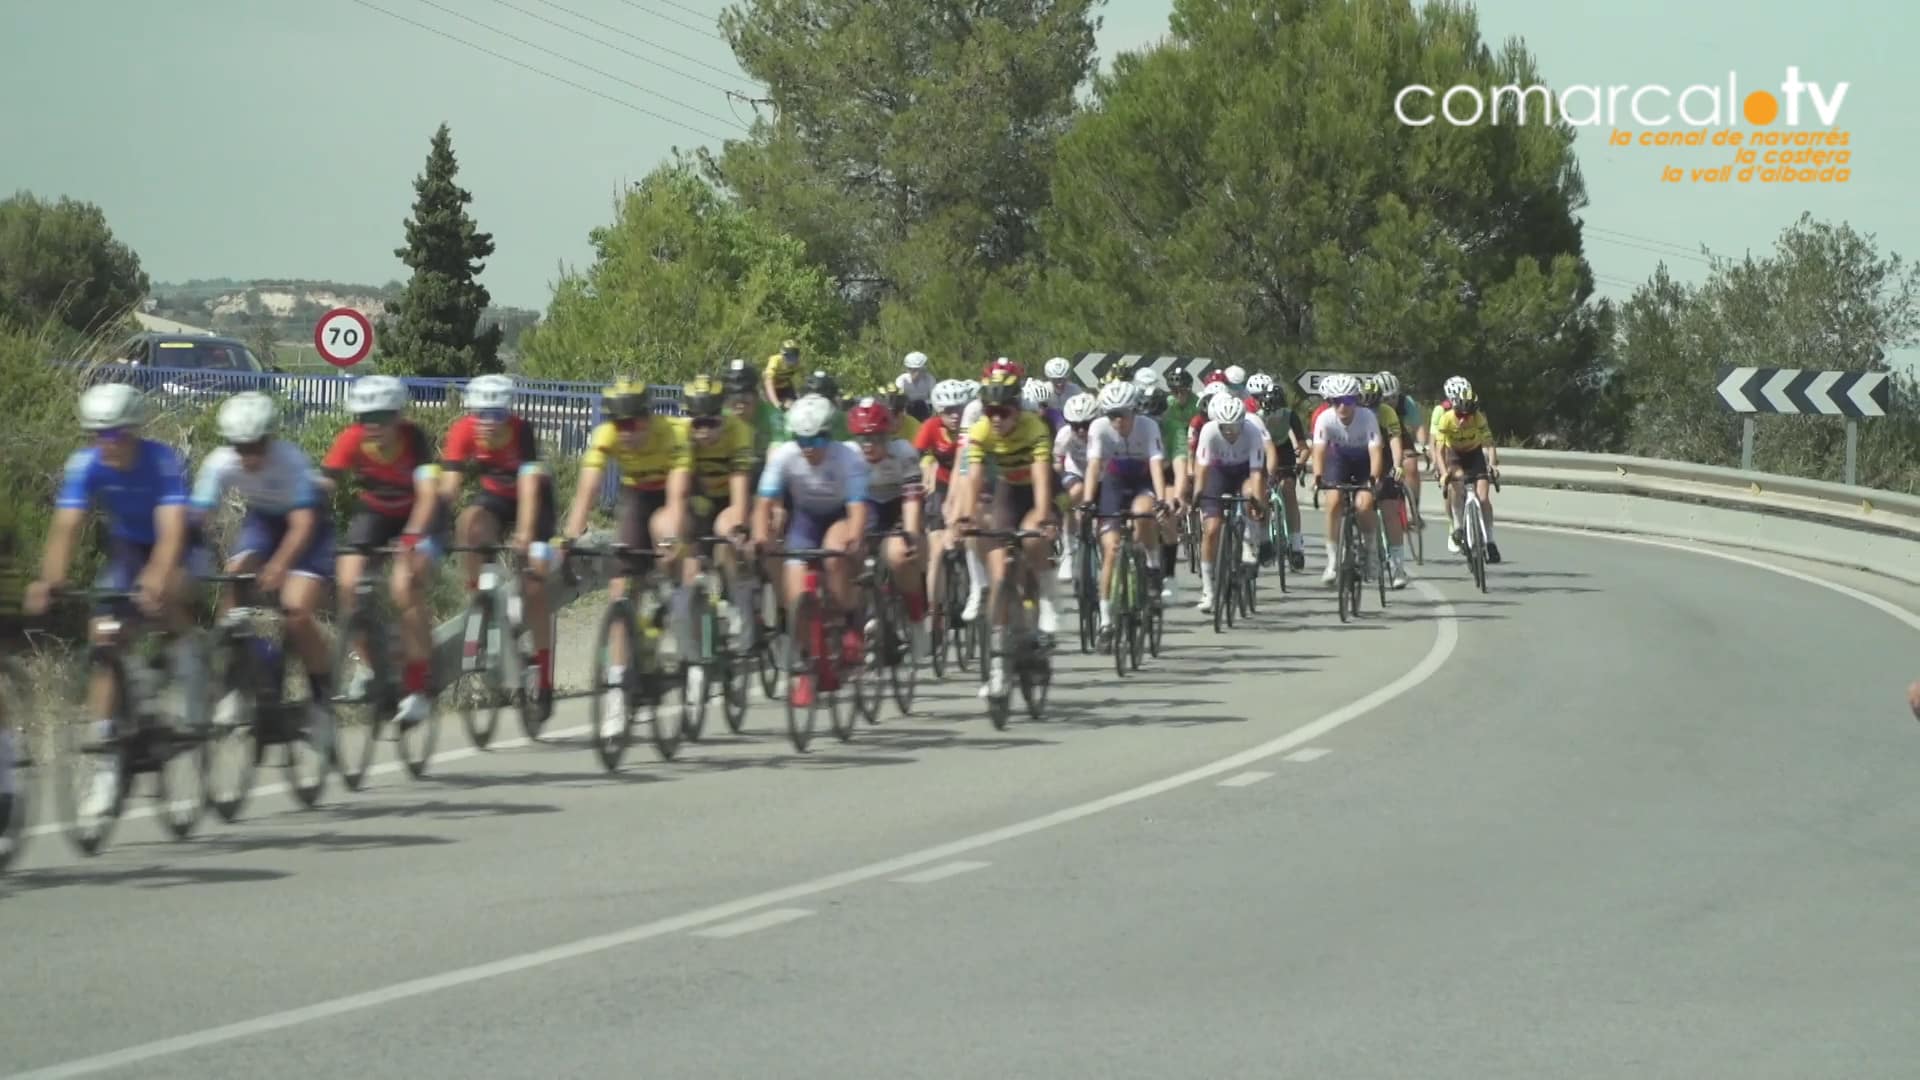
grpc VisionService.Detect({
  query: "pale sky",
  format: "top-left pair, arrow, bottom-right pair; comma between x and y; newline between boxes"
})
3,0 -> 1911,359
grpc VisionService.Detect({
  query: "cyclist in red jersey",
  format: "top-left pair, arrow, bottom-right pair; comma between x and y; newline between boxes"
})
440,374 -> 557,717
916,378 -> 969,621
321,375 -> 446,729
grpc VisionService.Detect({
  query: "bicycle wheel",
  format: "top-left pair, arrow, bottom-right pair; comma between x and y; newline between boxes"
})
784,592 -> 821,753
1405,491 -> 1425,566
1013,572 -> 1050,722
329,603 -> 388,791
53,650 -> 129,856
1375,517 -> 1390,610
719,578 -> 753,735
828,612 -> 859,744
985,570 -> 1023,730
1129,547 -> 1149,671
271,647 -> 329,810
1467,498 -> 1489,593
397,664 -> 440,780
152,708 -> 210,842
1111,541 -> 1132,678
1075,531 -> 1099,654
588,596 -> 637,772
0,658 -> 29,872
204,629 -> 261,823
1272,499 -> 1290,594
851,584 -> 882,727
887,589 -> 919,717
637,589 -> 683,762
453,594 -> 503,751
1211,523 -> 1231,634
681,584 -> 714,743
509,583 -> 549,742
1336,512 -> 1358,623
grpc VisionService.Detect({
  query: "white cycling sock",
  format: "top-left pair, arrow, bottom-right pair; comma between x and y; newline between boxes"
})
1200,562 -> 1215,593
965,545 -> 986,593
1324,540 -> 1339,564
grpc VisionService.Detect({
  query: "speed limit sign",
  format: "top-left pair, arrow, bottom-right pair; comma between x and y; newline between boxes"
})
314,307 -> 375,367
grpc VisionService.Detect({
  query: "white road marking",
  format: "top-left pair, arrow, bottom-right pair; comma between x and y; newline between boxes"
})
691,908 -> 813,939
1506,524 -> 1920,633
1216,771 -> 1273,787
1284,748 -> 1331,762
892,860 -> 990,884
7,582 -> 1459,1080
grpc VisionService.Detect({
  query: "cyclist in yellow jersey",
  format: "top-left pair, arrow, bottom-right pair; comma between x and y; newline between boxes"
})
1429,375 -> 1501,562
566,379 -> 692,567
1359,377 -> 1411,586
675,375 -> 757,544
955,373 -> 1058,694
762,339 -> 802,408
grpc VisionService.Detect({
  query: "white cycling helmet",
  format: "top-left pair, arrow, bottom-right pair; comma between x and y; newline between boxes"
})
465,373 -> 514,411
1061,392 -> 1099,425
787,393 -> 834,438
1223,364 -> 1248,386
1376,371 -> 1401,398
931,379 -> 971,410
78,383 -> 146,431
1198,380 -> 1227,399
1096,380 -> 1140,414
217,391 -> 278,443
1208,393 -> 1246,425
961,379 -> 982,400
1132,366 -> 1166,392
1320,373 -> 1362,400
1044,356 -> 1071,381
903,350 -> 929,371
1245,373 -> 1275,395
347,374 -> 408,415
1443,375 -> 1473,400
1022,378 -> 1056,410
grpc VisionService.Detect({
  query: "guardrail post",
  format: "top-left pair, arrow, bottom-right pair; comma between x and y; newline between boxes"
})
1741,418 -> 1755,471
1845,419 -> 1858,486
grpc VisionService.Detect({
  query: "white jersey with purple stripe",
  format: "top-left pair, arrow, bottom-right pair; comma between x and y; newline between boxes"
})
757,440 -> 869,515
848,438 -> 922,503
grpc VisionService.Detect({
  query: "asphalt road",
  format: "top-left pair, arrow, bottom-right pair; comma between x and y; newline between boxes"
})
5,527 -> 1920,1078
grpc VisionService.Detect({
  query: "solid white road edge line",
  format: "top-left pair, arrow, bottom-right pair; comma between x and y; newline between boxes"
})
8,580 -> 1459,1080
1505,524 -> 1920,633
691,908 -> 814,938
1216,771 -> 1274,787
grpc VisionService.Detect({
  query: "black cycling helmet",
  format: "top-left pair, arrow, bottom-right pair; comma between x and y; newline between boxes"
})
1164,366 -> 1194,391
603,378 -> 655,420
1259,386 -> 1289,414
979,373 -> 1021,409
803,368 -> 839,401
681,374 -> 723,418
1143,385 -> 1169,418
722,359 -> 757,395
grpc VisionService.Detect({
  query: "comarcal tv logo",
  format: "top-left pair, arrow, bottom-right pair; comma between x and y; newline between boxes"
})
1395,67 -> 1853,185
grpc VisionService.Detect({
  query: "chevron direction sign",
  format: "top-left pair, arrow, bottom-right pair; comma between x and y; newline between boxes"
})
1715,366 -> 1889,418
1071,352 -> 1216,387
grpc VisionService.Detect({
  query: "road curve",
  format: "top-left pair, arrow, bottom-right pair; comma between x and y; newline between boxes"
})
5,528 -> 1920,1078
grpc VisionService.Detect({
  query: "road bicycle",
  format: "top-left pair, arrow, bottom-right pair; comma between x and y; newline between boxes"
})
775,547 -> 861,752
1072,509 -> 1101,653
1399,447 -> 1429,566
854,529 -> 922,723
958,526 -> 1054,729
0,653 -> 31,873
443,544 -> 545,750
1326,482 -> 1381,624
576,541 -> 685,771
1210,493 -> 1260,632
330,542 -> 440,789
930,542 -> 980,677
681,533 -> 756,739
1084,506 -> 1163,676
202,572 -> 330,821
1449,469 -> 1502,593
50,588 -> 212,856
1265,475 -> 1293,594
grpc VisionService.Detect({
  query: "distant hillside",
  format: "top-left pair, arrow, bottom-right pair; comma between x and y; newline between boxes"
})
147,278 -> 540,354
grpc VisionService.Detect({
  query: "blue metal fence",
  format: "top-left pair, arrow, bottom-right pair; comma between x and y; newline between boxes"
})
63,362 -> 687,506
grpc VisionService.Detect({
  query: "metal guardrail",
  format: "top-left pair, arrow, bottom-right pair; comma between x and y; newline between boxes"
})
1496,448 -> 1920,539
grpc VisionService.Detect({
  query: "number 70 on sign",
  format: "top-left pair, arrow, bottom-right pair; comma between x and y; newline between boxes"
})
314,307 -> 375,368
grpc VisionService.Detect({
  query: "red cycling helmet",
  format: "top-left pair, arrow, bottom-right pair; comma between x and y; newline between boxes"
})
983,356 -> 1025,382
847,399 -> 893,436
1202,370 -> 1228,386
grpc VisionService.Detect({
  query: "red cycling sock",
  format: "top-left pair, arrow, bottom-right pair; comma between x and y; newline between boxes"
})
404,660 -> 428,694
535,649 -> 553,690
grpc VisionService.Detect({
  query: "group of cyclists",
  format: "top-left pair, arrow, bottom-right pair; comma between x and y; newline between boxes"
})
0,341 -> 1504,858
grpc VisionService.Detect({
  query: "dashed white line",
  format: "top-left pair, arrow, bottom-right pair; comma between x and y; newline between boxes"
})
1217,771 -> 1273,787
691,908 -> 813,939
893,860 -> 990,884
1285,748 -> 1331,763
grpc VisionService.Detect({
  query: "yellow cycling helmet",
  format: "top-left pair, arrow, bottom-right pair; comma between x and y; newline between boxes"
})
681,374 -> 723,418
603,378 -> 655,420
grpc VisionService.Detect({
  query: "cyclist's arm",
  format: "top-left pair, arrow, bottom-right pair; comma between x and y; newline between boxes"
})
1482,416 -> 1499,471
515,463 -> 547,543
565,465 -> 603,540
752,448 -> 789,545
36,508 -> 86,588
402,464 -> 442,537
1082,427 -> 1105,507
146,449 -> 192,572
437,419 -> 473,504
843,451 -> 871,543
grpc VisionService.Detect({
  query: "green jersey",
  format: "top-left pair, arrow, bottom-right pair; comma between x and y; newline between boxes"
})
1159,395 -> 1200,461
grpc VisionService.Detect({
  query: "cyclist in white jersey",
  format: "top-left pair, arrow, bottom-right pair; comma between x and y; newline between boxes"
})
1309,373 -> 1386,586
895,351 -> 935,421
1053,391 -> 1097,583
846,397 -> 929,653
1082,381 -> 1169,638
1192,394 -> 1268,613
191,392 -> 336,738
754,394 -> 872,657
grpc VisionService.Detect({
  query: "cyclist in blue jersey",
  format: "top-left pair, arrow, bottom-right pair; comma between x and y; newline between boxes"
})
192,392 -> 336,745
26,385 -> 210,819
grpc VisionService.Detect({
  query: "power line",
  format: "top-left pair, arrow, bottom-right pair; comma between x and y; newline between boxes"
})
1586,224 -> 1709,258
530,0 -> 761,92
486,0 -> 746,97
649,0 -> 727,24
349,0 -> 733,142
612,0 -> 726,41
405,0 -> 749,132
1586,232 -> 1717,267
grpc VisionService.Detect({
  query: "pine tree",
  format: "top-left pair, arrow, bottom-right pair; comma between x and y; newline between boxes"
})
377,123 -> 504,377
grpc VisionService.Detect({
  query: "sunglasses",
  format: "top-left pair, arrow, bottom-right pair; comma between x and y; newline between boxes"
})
985,406 -> 1017,420
1329,396 -> 1358,407
1070,422 -> 1091,434
473,408 -> 509,424
859,433 -> 891,447
360,410 -> 399,426
690,416 -> 723,431
795,433 -> 831,449
614,416 -> 648,431
89,427 -> 128,442
231,438 -> 269,455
